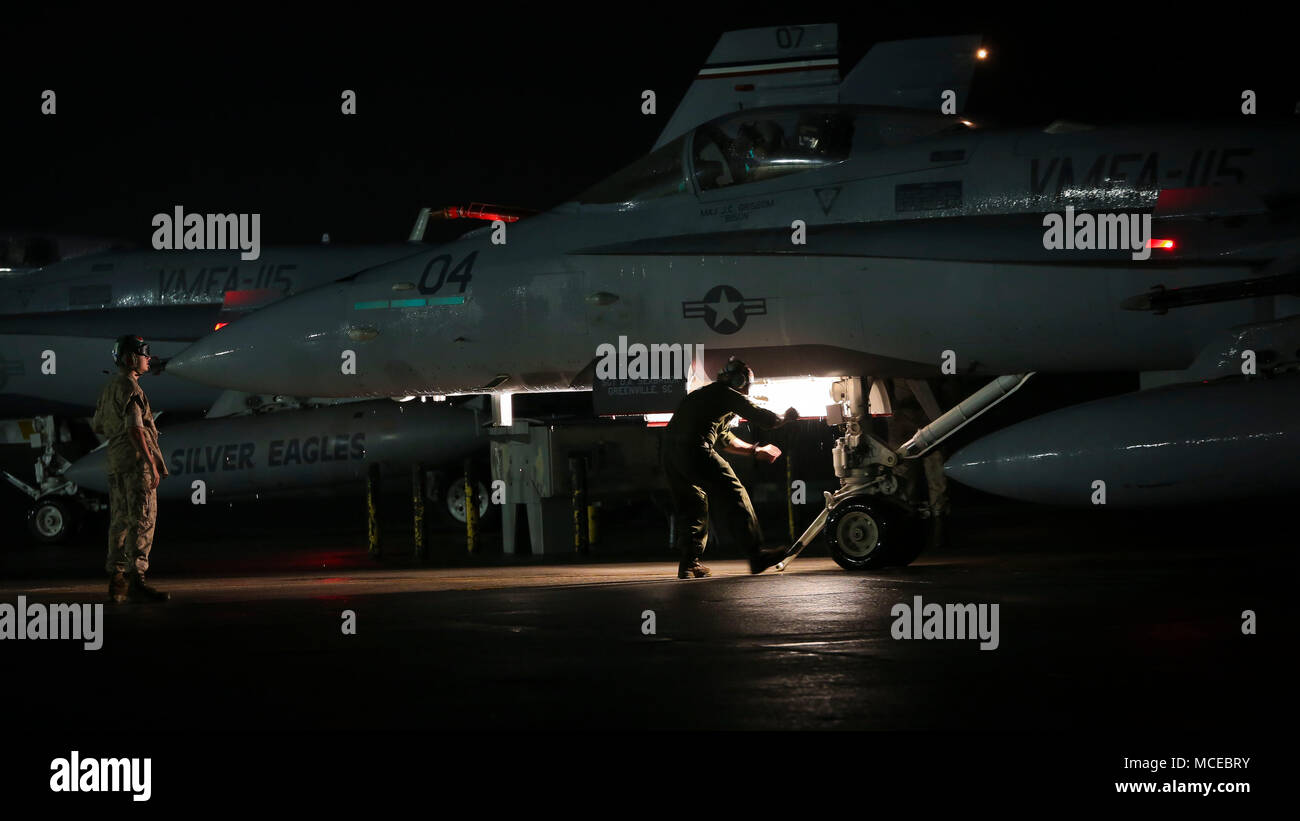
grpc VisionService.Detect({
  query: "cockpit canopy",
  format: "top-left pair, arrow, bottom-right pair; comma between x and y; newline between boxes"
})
578,105 -> 970,205
691,107 -> 854,192
577,134 -> 692,205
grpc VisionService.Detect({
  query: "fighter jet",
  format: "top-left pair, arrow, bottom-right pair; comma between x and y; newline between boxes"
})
3,24 -> 826,540
0,211 -> 488,525
0,239 -> 429,417
164,25 -> 1300,567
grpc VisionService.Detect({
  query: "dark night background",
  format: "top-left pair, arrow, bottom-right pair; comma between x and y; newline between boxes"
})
0,5 -> 1295,246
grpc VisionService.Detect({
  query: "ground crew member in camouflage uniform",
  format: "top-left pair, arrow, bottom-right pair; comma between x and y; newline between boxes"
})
91,335 -> 169,603
662,357 -> 799,578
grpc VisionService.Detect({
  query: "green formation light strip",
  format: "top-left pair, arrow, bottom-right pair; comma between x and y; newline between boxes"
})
354,295 -> 467,310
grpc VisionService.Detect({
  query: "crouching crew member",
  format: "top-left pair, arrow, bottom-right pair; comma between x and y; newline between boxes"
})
662,357 -> 799,578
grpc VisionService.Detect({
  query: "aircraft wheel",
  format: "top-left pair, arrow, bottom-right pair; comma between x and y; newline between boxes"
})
27,497 -> 80,544
444,480 -> 494,526
825,499 -> 895,570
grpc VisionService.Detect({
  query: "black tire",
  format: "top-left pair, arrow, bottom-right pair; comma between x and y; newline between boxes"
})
887,514 -> 939,568
27,497 -> 80,544
825,498 -> 930,570
825,499 -> 895,570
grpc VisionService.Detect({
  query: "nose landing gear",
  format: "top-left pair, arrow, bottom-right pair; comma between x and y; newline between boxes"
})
775,374 -> 1031,572
3,414 -> 103,546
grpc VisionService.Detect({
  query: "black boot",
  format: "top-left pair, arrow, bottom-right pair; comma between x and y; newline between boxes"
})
108,571 -> 129,604
677,559 -> 712,579
749,546 -> 788,574
128,573 -> 170,602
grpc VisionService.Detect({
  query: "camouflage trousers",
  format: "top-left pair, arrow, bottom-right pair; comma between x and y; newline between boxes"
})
663,445 -> 764,562
106,471 -> 156,575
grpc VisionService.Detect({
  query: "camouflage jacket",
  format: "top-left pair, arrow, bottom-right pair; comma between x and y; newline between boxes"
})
91,372 -> 165,476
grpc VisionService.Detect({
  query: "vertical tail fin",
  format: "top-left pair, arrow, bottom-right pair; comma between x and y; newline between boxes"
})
652,23 -> 840,151
838,34 -> 983,112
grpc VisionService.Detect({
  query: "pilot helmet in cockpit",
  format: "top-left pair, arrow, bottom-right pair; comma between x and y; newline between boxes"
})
796,119 -> 823,152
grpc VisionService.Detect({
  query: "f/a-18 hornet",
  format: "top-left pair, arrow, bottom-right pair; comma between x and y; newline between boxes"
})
166,25 -> 1300,569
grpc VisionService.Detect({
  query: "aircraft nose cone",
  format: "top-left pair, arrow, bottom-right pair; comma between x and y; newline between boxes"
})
167,284 -> 349,395
165,330 -> 255,388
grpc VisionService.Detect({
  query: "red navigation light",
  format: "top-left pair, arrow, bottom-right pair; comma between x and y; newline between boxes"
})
213,322 -> 228,330
440,204 -> 521,223
1147,238 -> 1176,250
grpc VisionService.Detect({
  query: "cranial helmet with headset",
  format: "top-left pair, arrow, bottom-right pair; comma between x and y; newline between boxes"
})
113,334 -> 150,366
717,356 -> 753,390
